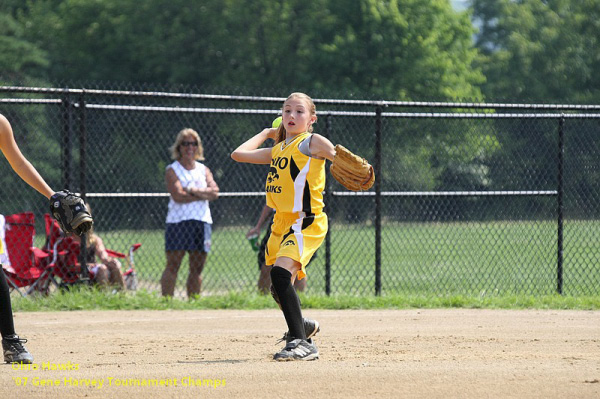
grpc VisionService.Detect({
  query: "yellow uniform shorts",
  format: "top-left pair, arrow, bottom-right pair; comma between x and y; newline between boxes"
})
265,211 -> 328,280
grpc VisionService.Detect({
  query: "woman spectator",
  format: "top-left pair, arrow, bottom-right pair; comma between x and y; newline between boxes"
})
160,128 -> 219,298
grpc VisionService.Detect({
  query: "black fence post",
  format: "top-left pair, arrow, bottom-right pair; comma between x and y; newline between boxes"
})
556,116 -> 565,295
61,95 -> 72,188
375,106 -> 382,296
79,94 -> 87,200
77,93 -> 90,283
324,114 -> 332,296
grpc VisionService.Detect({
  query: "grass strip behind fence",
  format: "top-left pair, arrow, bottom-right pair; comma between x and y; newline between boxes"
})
11,287 -> 600,312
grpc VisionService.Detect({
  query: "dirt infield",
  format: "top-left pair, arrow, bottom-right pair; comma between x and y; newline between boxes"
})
2,309 -> 599,398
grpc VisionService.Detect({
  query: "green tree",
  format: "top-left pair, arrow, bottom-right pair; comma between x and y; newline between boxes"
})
472,0 -> 600,103
0,12 -> 48,84
19,0 -> 484,100
19,0 -> 216,84
309,0 -> 484,100
470,0 -> 600,219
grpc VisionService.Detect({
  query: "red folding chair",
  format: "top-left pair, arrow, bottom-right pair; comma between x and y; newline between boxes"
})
41,213 -> 86,290
1,212 -> 51,296
42,214 -> 141,291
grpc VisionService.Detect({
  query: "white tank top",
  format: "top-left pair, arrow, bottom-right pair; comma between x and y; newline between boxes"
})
166,161 -> 213,224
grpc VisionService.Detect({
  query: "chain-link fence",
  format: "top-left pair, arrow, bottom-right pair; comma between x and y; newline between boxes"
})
1,85 -> 599,297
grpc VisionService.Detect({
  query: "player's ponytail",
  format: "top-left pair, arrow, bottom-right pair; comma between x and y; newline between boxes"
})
275,125 -> 286,144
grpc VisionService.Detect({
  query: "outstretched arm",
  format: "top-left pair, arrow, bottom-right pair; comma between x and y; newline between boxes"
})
0,114 -> 55,199
230,128 -> 277,164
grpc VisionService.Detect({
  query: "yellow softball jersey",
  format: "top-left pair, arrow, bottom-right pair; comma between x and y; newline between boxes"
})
0,217 -> 4,255
265,132 -> 326,215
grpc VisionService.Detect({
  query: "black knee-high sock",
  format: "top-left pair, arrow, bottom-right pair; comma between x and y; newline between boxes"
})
270,266 -> 306,340
0,268 -> 16,338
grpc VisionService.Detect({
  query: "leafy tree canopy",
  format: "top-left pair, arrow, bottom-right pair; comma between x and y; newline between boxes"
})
13,0 -> 483,100
472,0 -> 600,103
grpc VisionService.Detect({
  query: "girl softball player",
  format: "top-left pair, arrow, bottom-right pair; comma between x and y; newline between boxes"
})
231,92 -> 336,361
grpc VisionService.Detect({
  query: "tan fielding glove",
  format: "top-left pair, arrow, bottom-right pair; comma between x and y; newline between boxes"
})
330,145 -> 375,191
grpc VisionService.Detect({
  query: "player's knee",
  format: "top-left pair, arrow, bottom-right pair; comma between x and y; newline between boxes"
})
270,266 -> 291,286
270,266 -> 292,303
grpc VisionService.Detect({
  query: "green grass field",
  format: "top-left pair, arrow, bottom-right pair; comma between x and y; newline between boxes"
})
11,286 -> 600,312
29,219 -> 598,298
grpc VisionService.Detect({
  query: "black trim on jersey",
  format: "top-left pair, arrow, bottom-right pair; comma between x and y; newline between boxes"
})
289,155 -> 299,180
302,184 -> 312,214
301,214 -> 315,230
280,228 -> 295,245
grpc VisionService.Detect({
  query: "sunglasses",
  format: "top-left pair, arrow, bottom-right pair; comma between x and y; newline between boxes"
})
181,141 -> 198,147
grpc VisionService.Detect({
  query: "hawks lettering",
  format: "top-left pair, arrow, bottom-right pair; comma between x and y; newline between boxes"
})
266,185 -> 282,193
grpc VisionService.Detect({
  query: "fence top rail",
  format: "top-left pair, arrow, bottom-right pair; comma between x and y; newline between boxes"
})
64,103 -> 600,119
2,98 -> 600,118
382,112 -> 600,119
2,85 -> 600,111
0,98 -> 62,104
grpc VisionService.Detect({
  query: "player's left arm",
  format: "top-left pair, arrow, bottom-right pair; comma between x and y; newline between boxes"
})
0,114 -> 55,199
309,133 -> 336,161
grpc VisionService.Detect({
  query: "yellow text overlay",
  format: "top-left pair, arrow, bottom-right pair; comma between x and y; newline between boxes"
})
12,376 -> 226,389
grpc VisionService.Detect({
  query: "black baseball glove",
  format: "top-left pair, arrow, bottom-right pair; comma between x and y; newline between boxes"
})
49,190 -> 93,236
